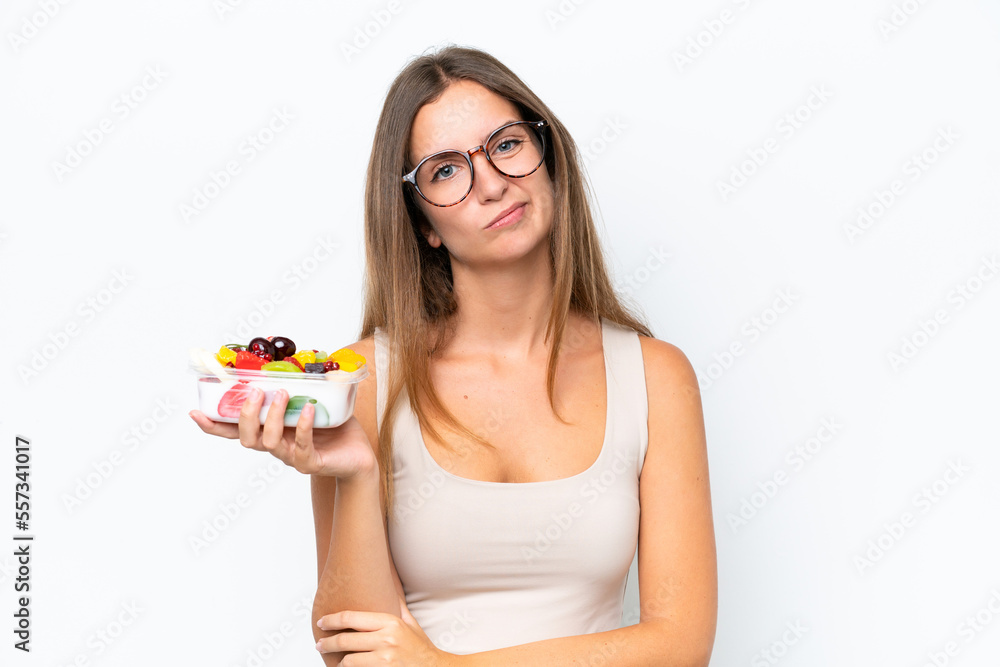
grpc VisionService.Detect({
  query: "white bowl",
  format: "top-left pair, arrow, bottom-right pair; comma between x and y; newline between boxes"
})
190,361 -> 367,429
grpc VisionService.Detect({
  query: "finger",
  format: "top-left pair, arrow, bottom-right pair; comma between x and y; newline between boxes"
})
315,628 -> 376,655
292,402 -> 318,471
318,610 -> 394,633
260,388 -> 289,454
237,386 -> 265,450
189,411 -> 240,439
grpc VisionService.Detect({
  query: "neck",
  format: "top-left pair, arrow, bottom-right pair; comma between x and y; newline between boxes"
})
444,242 -> 556,361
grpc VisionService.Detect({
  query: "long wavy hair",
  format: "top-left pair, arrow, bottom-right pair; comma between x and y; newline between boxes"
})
359,44 -> 652,524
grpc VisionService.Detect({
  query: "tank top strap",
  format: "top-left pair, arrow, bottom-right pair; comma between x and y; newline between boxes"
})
373,326 -> 389,434
600,317 -> 650,478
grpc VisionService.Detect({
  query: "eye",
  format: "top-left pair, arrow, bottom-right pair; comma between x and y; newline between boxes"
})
431,161 -> 462,182
493,137 -> 522,154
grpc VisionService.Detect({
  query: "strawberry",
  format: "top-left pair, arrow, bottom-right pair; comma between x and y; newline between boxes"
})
234,350 -> 266,370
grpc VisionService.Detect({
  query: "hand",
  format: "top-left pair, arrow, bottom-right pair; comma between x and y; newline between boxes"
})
316,600 -> 454,666
189,386 -> 376,479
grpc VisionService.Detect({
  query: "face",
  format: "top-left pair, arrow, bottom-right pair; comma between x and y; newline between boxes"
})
406,80 -> 555,268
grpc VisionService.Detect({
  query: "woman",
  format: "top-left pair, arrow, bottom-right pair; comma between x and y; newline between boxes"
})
190,44 -> 717,665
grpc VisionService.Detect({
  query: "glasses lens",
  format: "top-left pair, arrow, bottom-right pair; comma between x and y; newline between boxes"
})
415,152 -> 472,207
411,123 -> 546,206
487,123 -> 544,177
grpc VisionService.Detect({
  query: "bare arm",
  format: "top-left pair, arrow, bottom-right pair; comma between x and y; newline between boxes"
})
310,337 -> 410,665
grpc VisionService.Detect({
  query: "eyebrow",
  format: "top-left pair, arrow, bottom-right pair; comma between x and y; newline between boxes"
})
419,117 -> 523,160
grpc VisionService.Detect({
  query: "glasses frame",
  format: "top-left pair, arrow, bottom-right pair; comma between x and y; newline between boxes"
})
402,119 -> 549,208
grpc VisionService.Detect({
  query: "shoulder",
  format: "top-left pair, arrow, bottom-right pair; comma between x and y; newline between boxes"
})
636,334 -> 699,394
635,334 -> 705,452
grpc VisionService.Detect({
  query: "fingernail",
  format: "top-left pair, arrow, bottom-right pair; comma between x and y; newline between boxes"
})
251,387 -> 262,399
316,618 -> 323,628
315,640 -> 324,652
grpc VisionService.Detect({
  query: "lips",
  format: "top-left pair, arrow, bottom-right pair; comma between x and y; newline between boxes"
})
486,203 -> 526,229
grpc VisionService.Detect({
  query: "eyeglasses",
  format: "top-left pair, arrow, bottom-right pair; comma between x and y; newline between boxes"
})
402,120 -> 549,207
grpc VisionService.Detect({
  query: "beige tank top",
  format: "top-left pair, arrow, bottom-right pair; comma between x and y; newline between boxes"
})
374,317 -> 648,655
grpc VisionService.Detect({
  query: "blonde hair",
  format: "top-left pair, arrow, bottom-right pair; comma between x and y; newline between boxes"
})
359,45 -> 652,523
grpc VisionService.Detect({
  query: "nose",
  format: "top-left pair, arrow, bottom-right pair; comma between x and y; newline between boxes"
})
469,147 -> 507,201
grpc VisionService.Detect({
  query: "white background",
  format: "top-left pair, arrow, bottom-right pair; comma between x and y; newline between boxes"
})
2,0 -> 999,665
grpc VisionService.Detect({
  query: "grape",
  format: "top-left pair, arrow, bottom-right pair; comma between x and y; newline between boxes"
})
271,336 -> 296,361
248,337 -> 275,360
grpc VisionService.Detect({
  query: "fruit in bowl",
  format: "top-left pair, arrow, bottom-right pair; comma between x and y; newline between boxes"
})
189,335 -> 367,428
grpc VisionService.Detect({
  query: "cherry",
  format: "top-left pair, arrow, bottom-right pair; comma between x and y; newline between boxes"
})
271,336 -> 296,361
248,337 -> 274,360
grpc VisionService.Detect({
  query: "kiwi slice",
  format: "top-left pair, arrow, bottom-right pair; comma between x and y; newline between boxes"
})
284,396 -> 330,427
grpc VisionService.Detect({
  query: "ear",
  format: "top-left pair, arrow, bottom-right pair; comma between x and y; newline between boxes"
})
419,220 -> 442,248
407,190 -> 443,249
